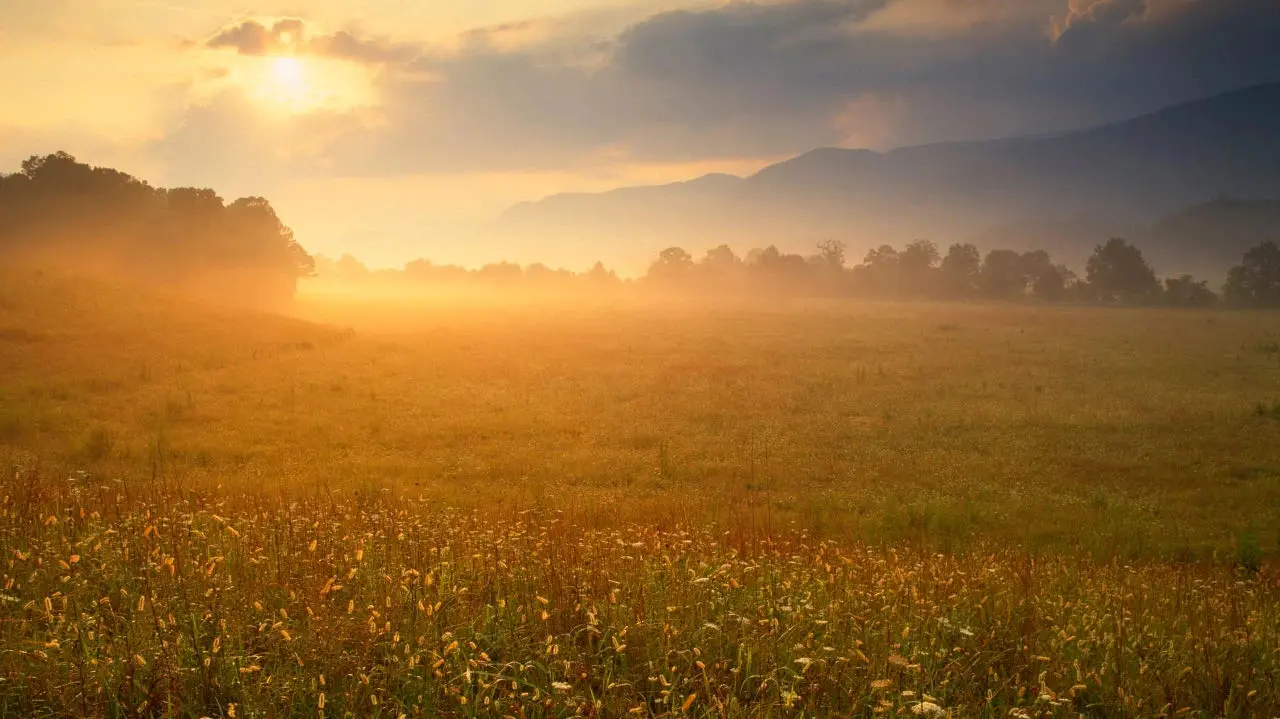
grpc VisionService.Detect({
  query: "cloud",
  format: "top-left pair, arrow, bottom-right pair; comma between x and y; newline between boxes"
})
206,17 -> 416,64
312,30 -> 418,64
207,18 -> 300,55
1052,0 -> 1148,37
170,0 -> 1280,178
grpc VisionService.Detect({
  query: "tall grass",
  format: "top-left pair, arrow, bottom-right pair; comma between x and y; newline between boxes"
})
2,472 -> 1277,717
3,273 -> 1280,715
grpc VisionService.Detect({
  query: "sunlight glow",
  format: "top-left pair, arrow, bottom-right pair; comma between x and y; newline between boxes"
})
271,57 -> 305,90
237,54 -> 374,116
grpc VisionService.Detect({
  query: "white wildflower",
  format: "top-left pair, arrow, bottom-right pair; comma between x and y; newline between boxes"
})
912,701 -> 946,717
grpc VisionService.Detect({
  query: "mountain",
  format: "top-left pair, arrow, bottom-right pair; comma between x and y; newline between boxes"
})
496,82 -> 1280,275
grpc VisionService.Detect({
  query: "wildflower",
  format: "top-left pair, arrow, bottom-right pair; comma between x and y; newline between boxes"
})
912,702 -> 945,717
552,682 -> 572,693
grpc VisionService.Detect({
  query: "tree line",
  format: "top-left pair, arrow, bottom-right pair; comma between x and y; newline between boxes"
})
7,152 -> 1276,309
314,254 -> 624,291
318,237 -> 1280,308
645,238 -> 1280,308
0,152 -> 314,307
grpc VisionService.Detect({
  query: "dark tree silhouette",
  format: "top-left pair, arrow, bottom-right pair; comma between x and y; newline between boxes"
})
0,152 -> 313,307
940,243 -> 981,298
980,249 -> 1027,299
899,240 -> 940,297
855,245 -> 900,296
1086,238 -> 1160,303
1163,275 -> 1219,307
1019,250 -> 1076,301
1224,241 -> 1280,307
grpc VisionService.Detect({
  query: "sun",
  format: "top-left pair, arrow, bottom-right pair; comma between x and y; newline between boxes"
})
267,56 -> 309,107
227,52 -> 375,116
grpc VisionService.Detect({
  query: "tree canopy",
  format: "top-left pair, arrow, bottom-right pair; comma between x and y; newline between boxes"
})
1224,241 -> 1280,307
1085,238 -> 1160,303
0,152 -> 313,307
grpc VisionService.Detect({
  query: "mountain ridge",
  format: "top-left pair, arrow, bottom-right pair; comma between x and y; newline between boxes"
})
495,81 -> 1280,275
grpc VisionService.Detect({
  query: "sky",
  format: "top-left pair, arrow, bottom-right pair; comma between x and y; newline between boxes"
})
2,0 -> 1278,268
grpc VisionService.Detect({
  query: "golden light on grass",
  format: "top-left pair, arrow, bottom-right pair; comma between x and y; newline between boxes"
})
2,271 -> 1280,715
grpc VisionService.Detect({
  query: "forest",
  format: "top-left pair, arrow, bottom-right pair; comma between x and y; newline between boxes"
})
0,153 -> 314,308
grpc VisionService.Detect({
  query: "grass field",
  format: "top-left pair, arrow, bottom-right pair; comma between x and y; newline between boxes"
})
2,271 -> 1280,717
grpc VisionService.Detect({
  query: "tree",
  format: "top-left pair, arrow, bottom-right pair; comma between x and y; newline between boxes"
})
815,239 -> 846,271
524,263 -> 556,284
477,261 -> 524,283
1019,250 -> 1074,301
1042,264 -> 1078,301
648,246 -> 695,284
1223,241 -> 1280,307
979,249 -> 1027,299
855,245 -> 900,296
1163,275 -> 1219,307
585,261 -> 620,287
940,243 -> 981,298
334,254 -> 371,279
1,152 -> 313,306
748,245 -> 809,291
1085,238 -> 1159,303
899,239 -> 940,296
700,245 -> 742,284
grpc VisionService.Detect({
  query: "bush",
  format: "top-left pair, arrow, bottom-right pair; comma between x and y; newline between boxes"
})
1235,529 -> 1263,574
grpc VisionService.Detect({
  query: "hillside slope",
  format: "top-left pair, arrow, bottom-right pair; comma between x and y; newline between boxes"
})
497,82 -> 1280,274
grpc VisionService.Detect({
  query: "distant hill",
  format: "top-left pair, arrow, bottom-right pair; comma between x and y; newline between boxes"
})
497,82 -> 1280,276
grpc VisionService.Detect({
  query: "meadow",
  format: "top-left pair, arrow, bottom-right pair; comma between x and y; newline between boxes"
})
2,270 -> 1280,717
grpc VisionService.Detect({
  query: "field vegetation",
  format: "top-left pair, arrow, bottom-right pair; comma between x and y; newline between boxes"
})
2,270 -> 1280,717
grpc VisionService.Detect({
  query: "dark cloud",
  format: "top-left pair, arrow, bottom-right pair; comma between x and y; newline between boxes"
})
207,18 -> 305,56
312,30 -> 418,64
206,17 -> 414,64
183,0 -> 1280,175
